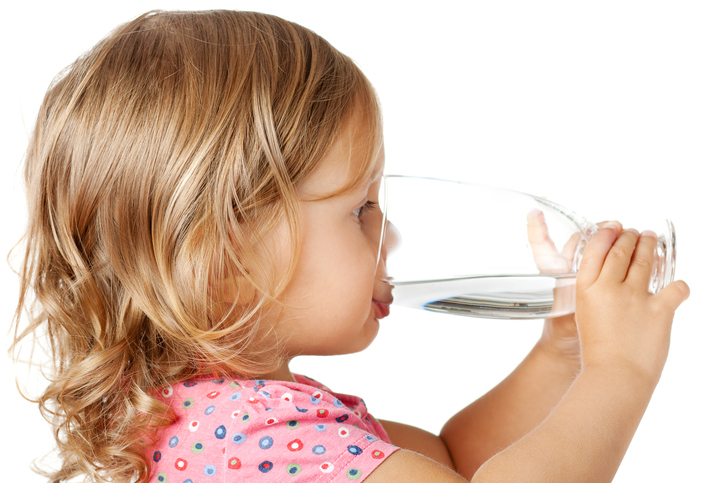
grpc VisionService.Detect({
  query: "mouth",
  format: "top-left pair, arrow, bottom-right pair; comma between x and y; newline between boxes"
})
372,299 -> 392,319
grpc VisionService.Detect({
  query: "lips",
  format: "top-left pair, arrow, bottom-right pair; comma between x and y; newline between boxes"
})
372,299 -> 392,319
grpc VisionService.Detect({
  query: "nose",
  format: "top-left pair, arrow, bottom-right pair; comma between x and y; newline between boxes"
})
381,220 -> 400,257
375,219 -> 400,271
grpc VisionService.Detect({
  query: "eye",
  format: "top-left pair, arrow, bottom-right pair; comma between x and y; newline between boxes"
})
353,200 -> 377,218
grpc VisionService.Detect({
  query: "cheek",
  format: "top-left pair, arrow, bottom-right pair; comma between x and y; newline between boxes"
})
301,231 -> 376,303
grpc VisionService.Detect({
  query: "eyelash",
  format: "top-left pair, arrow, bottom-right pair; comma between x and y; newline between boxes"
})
354,201 -> 377,218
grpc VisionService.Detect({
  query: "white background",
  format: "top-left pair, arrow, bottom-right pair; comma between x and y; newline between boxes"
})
1,1 -> 721,481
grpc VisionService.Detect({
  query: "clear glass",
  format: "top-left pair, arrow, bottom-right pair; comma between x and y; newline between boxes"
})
378,175 -> 676,320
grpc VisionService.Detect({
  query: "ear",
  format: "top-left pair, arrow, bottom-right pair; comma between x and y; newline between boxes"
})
217,268 -> 257,306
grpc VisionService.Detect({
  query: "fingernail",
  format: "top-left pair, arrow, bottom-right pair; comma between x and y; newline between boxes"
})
604,223 -> 619,230
527,209 -> 543,218
641,230 -> 658,238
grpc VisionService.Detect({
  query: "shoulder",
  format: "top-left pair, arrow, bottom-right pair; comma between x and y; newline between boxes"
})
148,375 -> 399,482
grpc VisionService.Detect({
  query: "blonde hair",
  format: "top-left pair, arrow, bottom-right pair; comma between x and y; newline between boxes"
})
11,10 -> 381,482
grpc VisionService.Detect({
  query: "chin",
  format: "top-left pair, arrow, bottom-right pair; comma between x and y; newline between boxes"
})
355,316 -> 381,352
338,317 -> 381,356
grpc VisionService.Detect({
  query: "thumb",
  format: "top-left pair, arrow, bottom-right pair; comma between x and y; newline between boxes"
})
655,280 -> 690,312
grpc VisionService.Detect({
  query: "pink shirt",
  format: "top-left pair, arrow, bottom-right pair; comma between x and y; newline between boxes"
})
147,374 -> 398,482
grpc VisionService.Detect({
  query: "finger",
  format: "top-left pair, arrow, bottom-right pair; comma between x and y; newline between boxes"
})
624,230 -> 658,289
574,220 -> 621,265
527,209 -> 569,273
599,228 -> 640,283
527,209 -> 558,257
654,279 -> 690,313
576,223 -> 621,291
561,231 -> 582,261
595,220 -> 622,231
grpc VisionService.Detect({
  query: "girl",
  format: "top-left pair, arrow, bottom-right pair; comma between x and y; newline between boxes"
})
11,10 -> 689,483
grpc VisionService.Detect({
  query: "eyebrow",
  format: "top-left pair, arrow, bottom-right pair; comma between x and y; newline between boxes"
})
368,168 -> 383,184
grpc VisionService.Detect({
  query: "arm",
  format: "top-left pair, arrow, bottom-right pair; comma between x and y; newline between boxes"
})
439,331 -> 580,479
367,225 -> 689,482
372,365 -> 653,483
381,327 -> 580,479
438,213 -> 590,477
472,363 -> 656,482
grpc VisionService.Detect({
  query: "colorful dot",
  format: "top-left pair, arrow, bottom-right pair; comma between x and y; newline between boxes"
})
161,387 -> 173,398
347,445 -> 363,456
287,439 -> 303,451
265,417 -> 279,425
258,461 -> 273,473
319,462 -> 334,473
213,378 -> 225,384
295,406 -> 308,413
183,381 -> 197,388
316,409 -> 328,418
204,405 -> 215,415
215,425 -> 227,439
338,427 -> 350,437
286,420 -> 299,429
228,457 -> 241,470
336,414 -> 349,423
188,420 -> 199,432
229,392 -> 241,401
182,398 -> 194,409
204,464 -> 217,476
346,468 -> 362,480
365,435 -> 377,443
241,413 -> 251,422
282,392 -> 293,402
207,391 -> 220,399
333,398 -> 344,407
232,433 -> 247,445
182,479 -> 193,483
229,381 -> 240,388
287,463 -> 301,475
231,410 -> 240,419
314,424 -> 327,432
191,442 -> 204,454
259,436 -> 274,449
174,458 -> 187,471
153,451 -> 162,462
371,450 -> 385,459
312,445 -> 326,455
169,436 -> 179,448
156,473 -> 167,482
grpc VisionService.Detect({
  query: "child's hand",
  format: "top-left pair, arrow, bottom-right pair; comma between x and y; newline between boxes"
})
526,209 -> 581,275
575,224 -> 690,381
526,211 -> 617,366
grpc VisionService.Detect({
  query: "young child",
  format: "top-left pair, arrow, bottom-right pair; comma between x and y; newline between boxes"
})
12,10 -> 689,483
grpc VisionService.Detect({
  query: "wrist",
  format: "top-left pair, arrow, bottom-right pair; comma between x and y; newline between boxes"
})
579,360 -> 660,395
535,335 -> 581,372
531,339 -> 581,379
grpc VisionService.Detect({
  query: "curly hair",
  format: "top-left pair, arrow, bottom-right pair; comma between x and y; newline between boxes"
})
10,10 -> 381,482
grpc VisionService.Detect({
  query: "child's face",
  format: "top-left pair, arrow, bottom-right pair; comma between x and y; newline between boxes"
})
267,114 -> 393,358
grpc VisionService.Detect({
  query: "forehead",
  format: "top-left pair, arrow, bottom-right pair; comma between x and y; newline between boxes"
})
297,113 -> 384,201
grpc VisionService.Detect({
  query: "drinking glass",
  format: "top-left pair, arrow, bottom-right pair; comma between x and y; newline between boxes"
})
378,175 -> 676,319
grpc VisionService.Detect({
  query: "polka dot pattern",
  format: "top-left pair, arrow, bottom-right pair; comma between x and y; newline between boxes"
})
146,374 -> 397,481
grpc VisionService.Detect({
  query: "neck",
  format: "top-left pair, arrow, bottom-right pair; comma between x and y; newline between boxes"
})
257,359 -> 295,383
